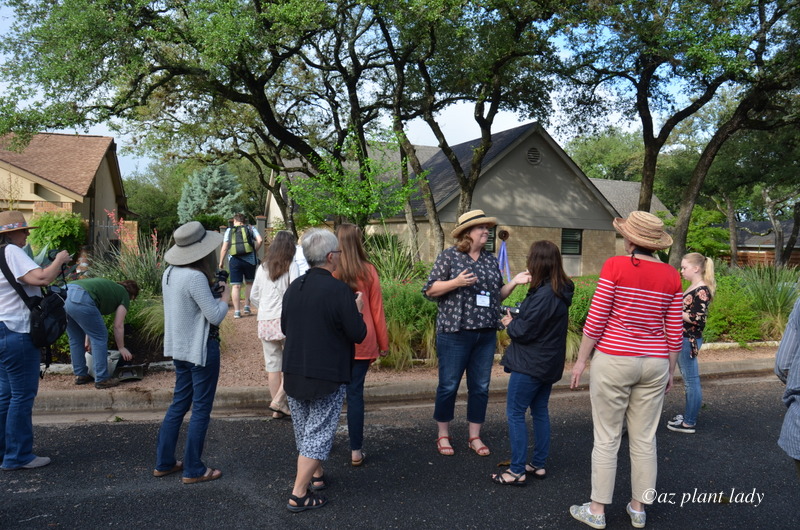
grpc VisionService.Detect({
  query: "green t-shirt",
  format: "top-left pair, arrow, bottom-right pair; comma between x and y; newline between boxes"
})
70,278 -> 130,315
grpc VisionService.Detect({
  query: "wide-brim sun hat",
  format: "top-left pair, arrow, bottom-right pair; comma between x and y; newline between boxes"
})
0,211 -> 38,233
612,211 -> 673,251
164,221 -> 223,266
451,209 -> 498,239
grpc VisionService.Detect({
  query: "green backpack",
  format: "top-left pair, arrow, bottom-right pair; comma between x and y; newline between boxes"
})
230,225 -> 255,256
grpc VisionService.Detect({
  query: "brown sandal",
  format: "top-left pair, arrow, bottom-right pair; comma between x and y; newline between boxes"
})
153,461 -> 183,478
182,467 -> 222,484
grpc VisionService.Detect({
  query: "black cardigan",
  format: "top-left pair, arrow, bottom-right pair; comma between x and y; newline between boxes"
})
500,280 -> 574,384
281,268 -> 367,392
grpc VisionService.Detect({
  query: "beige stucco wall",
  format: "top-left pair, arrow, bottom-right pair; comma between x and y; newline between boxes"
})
0,167 -> 76,219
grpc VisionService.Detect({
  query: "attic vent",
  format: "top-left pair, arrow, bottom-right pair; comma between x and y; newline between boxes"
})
526,147 -> 542,165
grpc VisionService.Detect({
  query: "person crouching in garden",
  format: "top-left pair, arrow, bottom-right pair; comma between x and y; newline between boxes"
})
281,228 -> 366,512
153,221 -> 230,484
492,240 -> 574,486
65,278 -> 139,389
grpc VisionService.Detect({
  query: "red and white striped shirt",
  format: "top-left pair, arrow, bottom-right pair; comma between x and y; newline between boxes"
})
583,256 -> 683,358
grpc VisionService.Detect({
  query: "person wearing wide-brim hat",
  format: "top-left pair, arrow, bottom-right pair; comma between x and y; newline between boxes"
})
568,211 -> 683,530
0,211 -> 71,470
423,209 -> 531,458
154,221 -> 230,484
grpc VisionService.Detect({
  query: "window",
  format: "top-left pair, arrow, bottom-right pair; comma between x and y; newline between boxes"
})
485,226 -> 498,253
561,229 -> 582,255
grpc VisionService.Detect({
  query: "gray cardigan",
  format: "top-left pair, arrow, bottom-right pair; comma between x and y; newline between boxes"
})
162,266 -> 228,366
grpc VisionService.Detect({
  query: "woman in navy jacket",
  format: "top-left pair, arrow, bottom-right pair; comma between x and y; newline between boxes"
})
492,240 -> 574,486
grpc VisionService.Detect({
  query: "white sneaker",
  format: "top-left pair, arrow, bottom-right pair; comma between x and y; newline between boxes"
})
667,414 -> 684,427
233,311 -> 241,319
22,456 -> 51,469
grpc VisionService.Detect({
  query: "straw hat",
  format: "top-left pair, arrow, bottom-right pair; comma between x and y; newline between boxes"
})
164,221 -> 223,266
0,211 -> 37,234
612,211 -> 673,250
451,209 -> 498,239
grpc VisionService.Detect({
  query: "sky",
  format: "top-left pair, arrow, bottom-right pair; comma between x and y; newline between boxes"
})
0,5 -> 536,178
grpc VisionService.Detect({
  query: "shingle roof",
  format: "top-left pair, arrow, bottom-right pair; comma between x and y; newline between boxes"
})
589,178 -> 672,218
733,220 -> 799,249
0,133 -> 116,196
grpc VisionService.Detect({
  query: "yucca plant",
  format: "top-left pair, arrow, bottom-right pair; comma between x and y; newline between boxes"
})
734,266 -> 799,338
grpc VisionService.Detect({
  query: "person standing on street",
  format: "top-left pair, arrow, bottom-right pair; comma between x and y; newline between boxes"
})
776,294 -> 800,480
219,213 -> 262,319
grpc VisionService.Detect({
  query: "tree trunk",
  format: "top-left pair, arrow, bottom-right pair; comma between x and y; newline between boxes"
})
763,188 -> 785,268
724,194 -> 740,268
638,144 -> 659,212
780,202 -> 800,266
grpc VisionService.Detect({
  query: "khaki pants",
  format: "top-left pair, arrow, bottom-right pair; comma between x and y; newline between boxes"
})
589,352 -> 668,505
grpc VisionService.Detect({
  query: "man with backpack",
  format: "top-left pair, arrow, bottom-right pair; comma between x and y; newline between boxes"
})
218,214 -> 263,318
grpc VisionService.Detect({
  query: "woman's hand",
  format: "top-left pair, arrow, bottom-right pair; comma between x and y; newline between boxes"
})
456,268 -> 477,288
355,291 -> 364,313
664,372 -> 674,393
500,310 -> 513,329
118,347 -> 133,362
511,271 -> 531,287
570,359 -> 587,389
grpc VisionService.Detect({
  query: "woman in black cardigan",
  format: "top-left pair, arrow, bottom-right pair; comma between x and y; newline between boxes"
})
492,240 -> 574,486
281,228 -> 366,512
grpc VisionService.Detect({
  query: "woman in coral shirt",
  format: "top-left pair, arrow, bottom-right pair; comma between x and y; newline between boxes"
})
334,224 -> 389,467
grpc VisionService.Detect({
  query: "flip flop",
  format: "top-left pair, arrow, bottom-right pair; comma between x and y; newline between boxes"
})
351,451 -> 366,467
182,467 -> 222,484
153,461 -> 183,477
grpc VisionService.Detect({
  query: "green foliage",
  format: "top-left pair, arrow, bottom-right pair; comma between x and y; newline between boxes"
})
195,214 -> 227,231
663,205 -> 729,258
732,266 -> 800,338
365,232 -> 427,284
87,232 -> 166,297
283,141 -> 421,230
568,276 -> 598,331
565,127 -> 643,181
177,166 -> 243,224
125,297 -> 165,349
704,275 -> 764,344
380,279 -> 438,368
27,211 -> 85,255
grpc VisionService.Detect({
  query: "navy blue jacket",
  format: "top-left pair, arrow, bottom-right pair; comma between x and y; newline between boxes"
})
500,279 -> 574,384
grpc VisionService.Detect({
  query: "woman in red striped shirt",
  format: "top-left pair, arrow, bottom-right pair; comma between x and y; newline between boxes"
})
569,211 -> 682,530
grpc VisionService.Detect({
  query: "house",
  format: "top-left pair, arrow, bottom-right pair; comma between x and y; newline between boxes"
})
729,220 -> 800,267
0,133 -> 130,252
373,122 -> 670,277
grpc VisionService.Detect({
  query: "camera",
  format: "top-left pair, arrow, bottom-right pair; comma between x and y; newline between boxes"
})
499,304 -> 521,318
211,269 -> 229,299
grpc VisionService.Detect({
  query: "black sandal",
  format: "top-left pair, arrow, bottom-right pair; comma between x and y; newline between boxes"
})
491,469 -> 526,487
309,474 -> 328,491
526,464 -> 547,480
286,490 -> 328,513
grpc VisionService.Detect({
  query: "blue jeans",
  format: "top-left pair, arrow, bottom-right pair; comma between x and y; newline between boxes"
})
0,322 -> 41,469
347,359 -> 371,451
677,337 -> 703,426
506,371 -> 553,475
65,286 -> 111,381
434,329 -> 496,424
155,339 -> 220,479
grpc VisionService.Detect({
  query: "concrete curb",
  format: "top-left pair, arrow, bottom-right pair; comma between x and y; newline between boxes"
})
34,356 -> 776,415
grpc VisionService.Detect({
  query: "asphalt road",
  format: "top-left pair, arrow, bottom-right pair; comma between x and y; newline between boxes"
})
1,374 -> 798,529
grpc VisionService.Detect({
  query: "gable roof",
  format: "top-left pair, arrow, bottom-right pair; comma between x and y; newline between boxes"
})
589,179 -> 672,219
408,122 -> 618,219
0,133 -> 120,198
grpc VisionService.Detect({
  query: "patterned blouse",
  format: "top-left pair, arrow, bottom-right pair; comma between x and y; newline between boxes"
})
423,246 -> 504,334
683,285 -> 712,338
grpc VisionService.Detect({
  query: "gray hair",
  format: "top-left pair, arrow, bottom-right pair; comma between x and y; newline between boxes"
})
301,228 -> 338,267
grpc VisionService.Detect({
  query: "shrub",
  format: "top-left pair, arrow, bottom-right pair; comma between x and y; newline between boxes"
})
366,233 -> 427,284
704,275 -> 763,344
88,231 -> 166,297
732,265 -> 799,338
380,279 -> 438,368
28,211 -> 86,256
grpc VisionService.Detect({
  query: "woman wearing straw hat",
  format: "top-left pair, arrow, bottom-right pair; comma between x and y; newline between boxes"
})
569,211 -> 683,530
153,221 -> 230,484
0,211 -> 70,470
423,210 -> 530,457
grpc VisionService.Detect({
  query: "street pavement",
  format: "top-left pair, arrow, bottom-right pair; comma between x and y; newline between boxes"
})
1,372 -> 798,528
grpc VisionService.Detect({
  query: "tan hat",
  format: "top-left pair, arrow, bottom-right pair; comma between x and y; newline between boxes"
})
164,221 -> 223,266
0,211 -> 37,234
450,209 -> 498,239
612,211 -> 673,250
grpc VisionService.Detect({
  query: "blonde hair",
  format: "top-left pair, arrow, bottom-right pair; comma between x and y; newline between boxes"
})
683,252 -> 716,298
